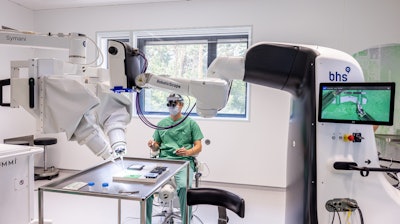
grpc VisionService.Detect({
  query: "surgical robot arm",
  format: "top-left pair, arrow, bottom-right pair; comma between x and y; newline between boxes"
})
133,57 -> 245,118
0,30 -> 139,160
132,42 -> 317,117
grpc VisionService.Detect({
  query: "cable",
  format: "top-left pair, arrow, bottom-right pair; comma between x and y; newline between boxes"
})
191,214 -> 205,224
327,204 -> 342,224
345,211 -> 352,224
380,156 -> 400,188
379,156 -> 400,164
138,50 -> 148,73
131,46 -> 198,130
380,164 -> 400,188
198,162 -> 211,178
331,209 -> 336,224
356,207 -> 364,224
335,208 -> 342,224
135,91 -> 196,130
48,32 -> 104,67
182,95 -> 193,114
74,34 -> 104,67
326,199 -> 365,224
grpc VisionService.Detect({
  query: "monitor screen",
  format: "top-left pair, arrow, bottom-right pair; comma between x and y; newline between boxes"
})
318,82 -> 395,125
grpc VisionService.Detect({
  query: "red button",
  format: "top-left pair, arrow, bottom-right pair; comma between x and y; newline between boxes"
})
347,135 -> 354,141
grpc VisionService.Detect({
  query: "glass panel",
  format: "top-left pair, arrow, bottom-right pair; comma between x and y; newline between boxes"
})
145,43 -> 208,78
135,33 -> 249,118
216,42 -> 248,115
143,43 -> 208,113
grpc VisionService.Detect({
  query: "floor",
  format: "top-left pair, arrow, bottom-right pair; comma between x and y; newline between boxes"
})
33,170 -> 286,224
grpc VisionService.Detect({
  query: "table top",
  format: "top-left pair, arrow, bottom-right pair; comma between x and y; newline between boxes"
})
39,157 -> 189,201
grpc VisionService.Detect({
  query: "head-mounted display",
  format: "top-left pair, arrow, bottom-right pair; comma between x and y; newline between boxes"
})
166,94 -> 183,107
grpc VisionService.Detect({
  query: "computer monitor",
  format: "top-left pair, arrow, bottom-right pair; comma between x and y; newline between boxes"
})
318,82 -> 396,125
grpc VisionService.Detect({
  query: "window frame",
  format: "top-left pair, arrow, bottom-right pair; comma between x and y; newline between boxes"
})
134,27 -> 251,119
97,27 -> 251,120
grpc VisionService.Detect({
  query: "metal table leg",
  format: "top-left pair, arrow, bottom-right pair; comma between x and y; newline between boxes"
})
118,199 -> 121,224
38,188 -> 44,224
140,199 -> 146,224
186,164 -> 190,224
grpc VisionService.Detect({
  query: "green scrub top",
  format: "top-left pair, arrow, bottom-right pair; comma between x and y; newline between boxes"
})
153,116 -> 203,170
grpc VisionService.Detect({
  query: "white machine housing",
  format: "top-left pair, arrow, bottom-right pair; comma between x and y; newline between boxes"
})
240,43 -> 400,223
314,47 -> 400,223
142,42 -> 400,223
1,30 -> 134,160
0,144 -> 42,224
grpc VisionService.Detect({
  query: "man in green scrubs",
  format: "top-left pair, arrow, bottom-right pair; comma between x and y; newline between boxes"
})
147,93 -> 204,224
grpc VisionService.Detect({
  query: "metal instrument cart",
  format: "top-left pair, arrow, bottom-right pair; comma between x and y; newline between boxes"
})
38,157 -> 189,224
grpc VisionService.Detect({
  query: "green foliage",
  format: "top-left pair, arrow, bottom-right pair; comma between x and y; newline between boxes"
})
145,44 -> 207,78
144,39 -> 248,116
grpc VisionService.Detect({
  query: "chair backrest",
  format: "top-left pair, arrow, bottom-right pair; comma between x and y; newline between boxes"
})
187,187 -> 245,218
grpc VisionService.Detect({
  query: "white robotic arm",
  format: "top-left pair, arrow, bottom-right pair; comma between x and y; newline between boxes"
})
131,42 -> 316,118
135,73 -> 229,117
134,57 -> 245,118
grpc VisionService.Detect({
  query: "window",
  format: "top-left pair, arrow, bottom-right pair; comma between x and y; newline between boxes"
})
98,27 -> 251,119
135,27 -> 250,119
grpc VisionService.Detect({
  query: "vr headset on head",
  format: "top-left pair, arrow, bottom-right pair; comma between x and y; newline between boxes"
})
167,94 -> 183,107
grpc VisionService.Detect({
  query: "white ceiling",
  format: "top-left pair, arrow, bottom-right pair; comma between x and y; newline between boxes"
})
10,0 -> 189,10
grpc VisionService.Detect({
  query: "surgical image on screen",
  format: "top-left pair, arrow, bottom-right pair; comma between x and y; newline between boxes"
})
320,86 -> 392,123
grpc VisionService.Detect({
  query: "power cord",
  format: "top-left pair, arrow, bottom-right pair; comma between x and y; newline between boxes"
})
381,164 -> 400,188
136,91 -> 196,130
326,199 -> 365,224
379,155 -> 400,188
326,203 -> 342,224
356,207 -> 364,224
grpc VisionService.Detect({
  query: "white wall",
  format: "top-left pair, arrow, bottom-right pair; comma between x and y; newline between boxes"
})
2,0 -> 399,188
0,1 -> 36,144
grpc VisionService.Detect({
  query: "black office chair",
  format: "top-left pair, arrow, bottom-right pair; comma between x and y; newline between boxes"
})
187,187 -> 245,224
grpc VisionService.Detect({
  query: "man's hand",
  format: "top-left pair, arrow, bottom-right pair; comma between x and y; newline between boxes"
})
175,147 -> 190,156
148,140 -> 159,151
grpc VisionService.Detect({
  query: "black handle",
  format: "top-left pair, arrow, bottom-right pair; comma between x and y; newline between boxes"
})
0,79 -> 11,107
29,78 -> 34,108
334,161 -> 400,177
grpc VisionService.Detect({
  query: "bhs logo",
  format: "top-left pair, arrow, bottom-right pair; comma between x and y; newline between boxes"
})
329,66 -> 351,82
